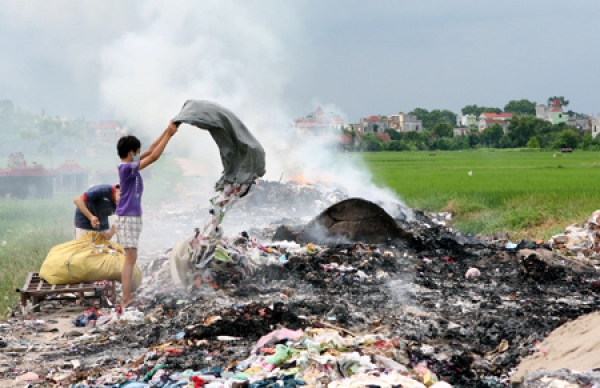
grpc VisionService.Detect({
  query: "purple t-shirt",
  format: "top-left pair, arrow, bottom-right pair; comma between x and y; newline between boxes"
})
116,161 -> 144,216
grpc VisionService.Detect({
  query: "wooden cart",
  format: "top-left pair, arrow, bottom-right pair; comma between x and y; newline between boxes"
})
16,272 -> 115,312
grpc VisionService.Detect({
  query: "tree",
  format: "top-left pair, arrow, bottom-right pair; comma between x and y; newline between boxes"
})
461,105 -> 502,117
582,132 -> 593,149
409,108 -> 457,130
547,96 -> 569,107
504,99 -> 536,116
467,133 -> 480,148
360,133 -> 383,152
385,129 -> 403,141
565,110 -> 583,118
403,130 -> 420,142
436,138 -> 452,150
551,129 -> 579,149
432,122 -> 453,138
18,116 -> 85,166
385,140 -> 410,151
480,124 -> 504,147
526,136 -> 541,149
485,125 -> 503,145
507,116 -> 550,148
498,134 -> 513,148
458,135 -> 471,149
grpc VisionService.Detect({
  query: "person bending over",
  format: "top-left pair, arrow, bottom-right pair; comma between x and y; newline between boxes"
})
73,184 -> 120,240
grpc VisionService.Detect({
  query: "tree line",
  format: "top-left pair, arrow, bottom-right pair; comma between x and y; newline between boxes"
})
347,97 -> 598,152
0,99 -> 100,165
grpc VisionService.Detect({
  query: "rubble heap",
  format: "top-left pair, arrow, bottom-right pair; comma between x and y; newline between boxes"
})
2,182 -> 600,387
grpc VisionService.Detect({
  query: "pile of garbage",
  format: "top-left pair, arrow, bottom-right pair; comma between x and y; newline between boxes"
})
140,180 -> 349,259
227,180 -> 348,221
549,210 -> 600,261
4,193 -> 600,387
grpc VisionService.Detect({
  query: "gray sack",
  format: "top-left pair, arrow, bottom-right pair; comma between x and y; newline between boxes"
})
172,100 -> 266,191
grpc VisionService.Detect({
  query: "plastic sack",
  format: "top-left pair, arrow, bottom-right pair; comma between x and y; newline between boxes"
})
39,232 -> 142,290
265,344 -> 296,366
172,100 -> 266,191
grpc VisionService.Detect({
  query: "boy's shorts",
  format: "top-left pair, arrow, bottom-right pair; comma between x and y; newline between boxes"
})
114,216 -> 143,249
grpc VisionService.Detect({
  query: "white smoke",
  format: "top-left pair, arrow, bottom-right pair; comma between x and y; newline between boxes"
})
96,1 -> 410,219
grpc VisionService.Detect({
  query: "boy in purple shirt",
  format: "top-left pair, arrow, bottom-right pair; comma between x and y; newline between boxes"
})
115,122 -> 178,307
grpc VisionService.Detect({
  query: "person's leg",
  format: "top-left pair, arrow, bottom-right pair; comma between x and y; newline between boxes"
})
117,216 -> 142,307
121,247 -> 137,307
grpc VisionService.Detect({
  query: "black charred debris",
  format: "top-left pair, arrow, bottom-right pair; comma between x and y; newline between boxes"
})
14,186 -> 600,387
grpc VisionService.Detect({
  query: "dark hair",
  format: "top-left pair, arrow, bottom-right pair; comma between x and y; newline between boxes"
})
117,135 -> 141,158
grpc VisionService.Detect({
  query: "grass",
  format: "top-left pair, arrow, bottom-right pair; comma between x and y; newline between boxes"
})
0,196 -> 72,316
0,159 -> 184,317
362,149 -> 600,239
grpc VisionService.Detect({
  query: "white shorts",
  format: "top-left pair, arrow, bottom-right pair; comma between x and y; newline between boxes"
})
74,228 -> 108,240
114,216 -> 143,249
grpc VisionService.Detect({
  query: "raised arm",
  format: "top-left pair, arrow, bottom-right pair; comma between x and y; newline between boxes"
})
140,128 -> 169,160
139,122 -> 178,170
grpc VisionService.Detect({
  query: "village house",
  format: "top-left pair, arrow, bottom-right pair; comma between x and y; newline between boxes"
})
347,123 -> 362,132
453,127 -> 472,137
566,115 -> 593,131
537,99 -> 594,130
396,113 -> 422,132
93,121 -> 127,144
591,114 -> 600,138
360,113 -> 422,133
52,161 -> 89,194
478,112 -> 513,133
293,106 -> 346,136
536,99 -> 568,125
360,116 -> 390,133
456,114 -> 477,128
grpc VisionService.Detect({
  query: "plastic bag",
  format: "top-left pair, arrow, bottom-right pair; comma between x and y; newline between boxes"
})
39,232 -> 142,290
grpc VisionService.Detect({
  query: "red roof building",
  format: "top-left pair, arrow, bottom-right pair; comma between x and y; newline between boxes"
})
293,107 -> 346,136
53,161 -> 89,194
550,99 -> 563,112
365,115 -> 381,122
93,121 -> 128,144
478,112 -> 513,133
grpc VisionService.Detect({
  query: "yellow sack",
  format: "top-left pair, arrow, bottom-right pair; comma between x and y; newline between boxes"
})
39,232 -> 142,291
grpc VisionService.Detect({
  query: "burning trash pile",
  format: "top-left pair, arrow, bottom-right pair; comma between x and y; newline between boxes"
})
141,179 -> 349,257
4,198 -> 600,387
226,179 -> 348,222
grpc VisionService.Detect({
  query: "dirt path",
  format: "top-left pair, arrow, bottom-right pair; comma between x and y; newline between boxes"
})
1,305 -> 94,386
512,311 -> 600,381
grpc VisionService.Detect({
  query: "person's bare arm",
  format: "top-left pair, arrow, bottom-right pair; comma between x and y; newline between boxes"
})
101,225 -> 116,240
139,123 -> 178,170
73,195 -> 99,228
140,128 -> 169,160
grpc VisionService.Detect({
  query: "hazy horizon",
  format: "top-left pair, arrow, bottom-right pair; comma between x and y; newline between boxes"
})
1,1 -> 599,124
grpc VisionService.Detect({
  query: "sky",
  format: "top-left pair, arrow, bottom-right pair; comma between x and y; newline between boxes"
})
1,0 -> 600,125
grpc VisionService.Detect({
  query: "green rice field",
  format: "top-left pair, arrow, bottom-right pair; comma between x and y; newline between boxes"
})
2,149 -> 600,316
362,149 -> 600,239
